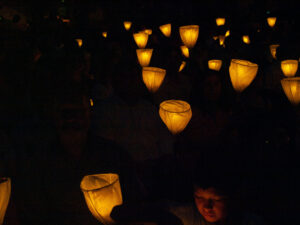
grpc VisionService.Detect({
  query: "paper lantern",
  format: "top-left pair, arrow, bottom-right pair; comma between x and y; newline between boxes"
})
142,67 -> 166,93
102,32 -> 108,38
267,17 -> 277,27
90,99 -> 94,107
144,29 -> 152,35
179,25 -> 199,48
225,30 -> 230,37
159,100 -> 192,135
216,18 -> 225,26
133,32 -> 149,49
242,35 -> 250,44
281,60 -> 298,77
281,78 -> 300,105
219,35 -> 225,46
80,174 -> 122,225
179,61 -> 186,72
229,59 -> 259,92
208,59 -> 222,71
123,21 -> 132,30
0,178 -> 11,225
62,19 -> 70,23
159,24 -> 171,37
180,45 -> 189,58
269,44 -> 280,59
136,49 -> 153,67
213,36 -> 218,41
75,39 -> 83,47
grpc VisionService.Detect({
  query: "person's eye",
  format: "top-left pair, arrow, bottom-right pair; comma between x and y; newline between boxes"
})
195,196 -> 205,201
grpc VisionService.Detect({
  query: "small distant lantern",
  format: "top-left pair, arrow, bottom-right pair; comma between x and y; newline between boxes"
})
267,17 -> 277,27
269,44 -> 280,59
179,25 -> 199,48
133,32 -> 149,49
102,32 -> 108,38
136,49 -> 153,67
219,35 -> 225,46
123,21 -> 132,30
208,59 -> 222,71
159,100 -> 192,135
142,67 -> 166,93
159,24 -> 171,37
281,60 -> 298,77
213,36 -> 218,41
216,18 -> 226,26
80,174 -> 123,225
281,77 -> 300,105
179,61 -> 186,72
62,18 -> 70,23
75,39 -> 83,47
242,35 -> 250,44
229,59 -> 259,92
0,178 -> 11,225
144,29 -> 152,35
90,99 -> 94,107
225,30 -> 230,37
180,46 -> 189,58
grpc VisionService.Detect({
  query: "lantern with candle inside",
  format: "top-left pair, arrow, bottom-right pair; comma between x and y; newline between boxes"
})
123,21 -> 132,31
159,100 -> 192,135
267,17 -> 277,28
219,35 -> 225,46
179,61 -> 186,72
0,178 -> 11,225
76,39 -> 83,47
229,59 -> 259,93
180,45 -> 189,58
179,25 -> 199,48
142,67 -> 166,93
208,60 -> 222,71
144,29 -> 152,35
281,77 -> 300,105
159,24 -> 171,37
269,44 -> 280,59
136,49 -> 153,67
80,174 -> 122,225
281,60 -> 298,77
133,32 -> 148,49
102,32 -> 108,38
242,35 -> 250,44
216,18 -> 225,26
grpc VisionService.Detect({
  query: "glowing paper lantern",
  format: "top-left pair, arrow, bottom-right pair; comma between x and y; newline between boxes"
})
123,21 -> 132,30
159,100 -> 192,135
269,44 -> 280,59
80,174 -> 122,225
267,17 -> 277,27
133,32 -> 149,49
216,18 -> 225,26
229,59 -> 259,92
76,39 -> 83,47
281,60 -> 298,77
219,35 -> 225,46
179,61 -> 186,72
213,36 -> 218,41
62,19 -> 70,23
144,29 -> 152,35
225,30 -> 230,37
0,178 -> 11,225
179,25 -> 199,48
281,78 -> 300,105
242,35 -> 250,44
180,46 -> 189,58
142,67 -> 166,93
102,32 -> 108,38
90,99 -> 94,107
208,59 -> 222,71
136,49 -> 153,67
159,24 -> 171,37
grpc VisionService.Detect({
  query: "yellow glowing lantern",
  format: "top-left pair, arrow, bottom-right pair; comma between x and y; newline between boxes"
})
136,49 -> 153,67
159,24 -> 171,37
102,32 -> 108,38
133,32 -> 149,49
216,18 -> 225,26
179,25 -> 199,48
0,178 -> 11,225
225,30 -> 230,37
144,29 -> 152,35
142,67 -> 166,93
180,45 -> 189,58
208,59 -> 222,71
219,35 -> 225,46
75,39 -> 83,47
229,59 -> 259,92
80,174 -> 122,225
281,78 -> 300,105
267,17 -> 277,28
269,44 -> 280,59
159,100 -> 192,135
90,99 -> 94,107
213,36 -> 218,41
123,21 -> 132,30
242,35 -> 250,44
281,60 -> 298,77
179,61 -> 186,72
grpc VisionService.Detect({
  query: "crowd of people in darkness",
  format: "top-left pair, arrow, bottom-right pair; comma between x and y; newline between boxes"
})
0,1 -> 299,225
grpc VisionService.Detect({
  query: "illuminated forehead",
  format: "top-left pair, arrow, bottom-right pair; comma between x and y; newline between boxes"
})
194,187 -> 225,198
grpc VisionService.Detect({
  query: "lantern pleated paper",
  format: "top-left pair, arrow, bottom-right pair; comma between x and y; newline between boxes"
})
229,59 -> 259,92
281,60 -> 298,77
142,67 -> 166,93
0,178 -> 11,225
136,49 -> 153,67
80,174 -> 122,225
208,60 -> 222,71
219,35 -> 225,46
180,45 -> 189,58
267,17 -> 277,27
76,39 -> 83,47
179,25 -> 199,48
242,35 -> 250,44
216,18 -> 225,26
159,100 -> 192,135
269,44 -> 280,59
123,21 -> 132,30
225,30 -> 230,37
102,32 -> 108,38
133,32 -> 149,49
281,78 -> 300,105
179,61 -> 186,72
159,24 -> 171,37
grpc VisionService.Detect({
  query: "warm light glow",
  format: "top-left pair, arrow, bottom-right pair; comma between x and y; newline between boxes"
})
123,21 -> 132,30
90,99 -> 94,107
133,32 -> 149,49
229,59 -> 259,92
80,174 -> 122,225
159,100 -> 192,135
281,60 -> 298,77
159,24 -> 171,37
267,17 -> 277,27
208,59 -> 222,71
76,39 -> 83,47
136,49 -> 153,67
213,36 -> 218,41
179,61 -> 186,72
242,35 -> 250,44
62,19 -> 70,23
216,18 -> 225,26
142,67 -> 166,93
281,78 -> 300,105
102,32 -> 108,38
179,25 -> 199,48
225,30 -> 230,37
269,44 -> 280,59
0,178 -> 11,225
144,29 -> 152,35
180,46 -> 189,58
219,35 -> 225,46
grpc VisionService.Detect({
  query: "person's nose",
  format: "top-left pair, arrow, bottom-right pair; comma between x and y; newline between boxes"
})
203,199 -> 214,209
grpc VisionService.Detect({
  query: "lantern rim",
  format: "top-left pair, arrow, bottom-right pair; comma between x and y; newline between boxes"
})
80,174 -> 120,192
143,67 -> 166,73
160,100 -> 191,113
179,25 -> 199,30
136,48 -> 153,53
231,59 -> 258,67
281,59 -> 298,65
209,59 -> 222,63
281,77 -> 300,82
